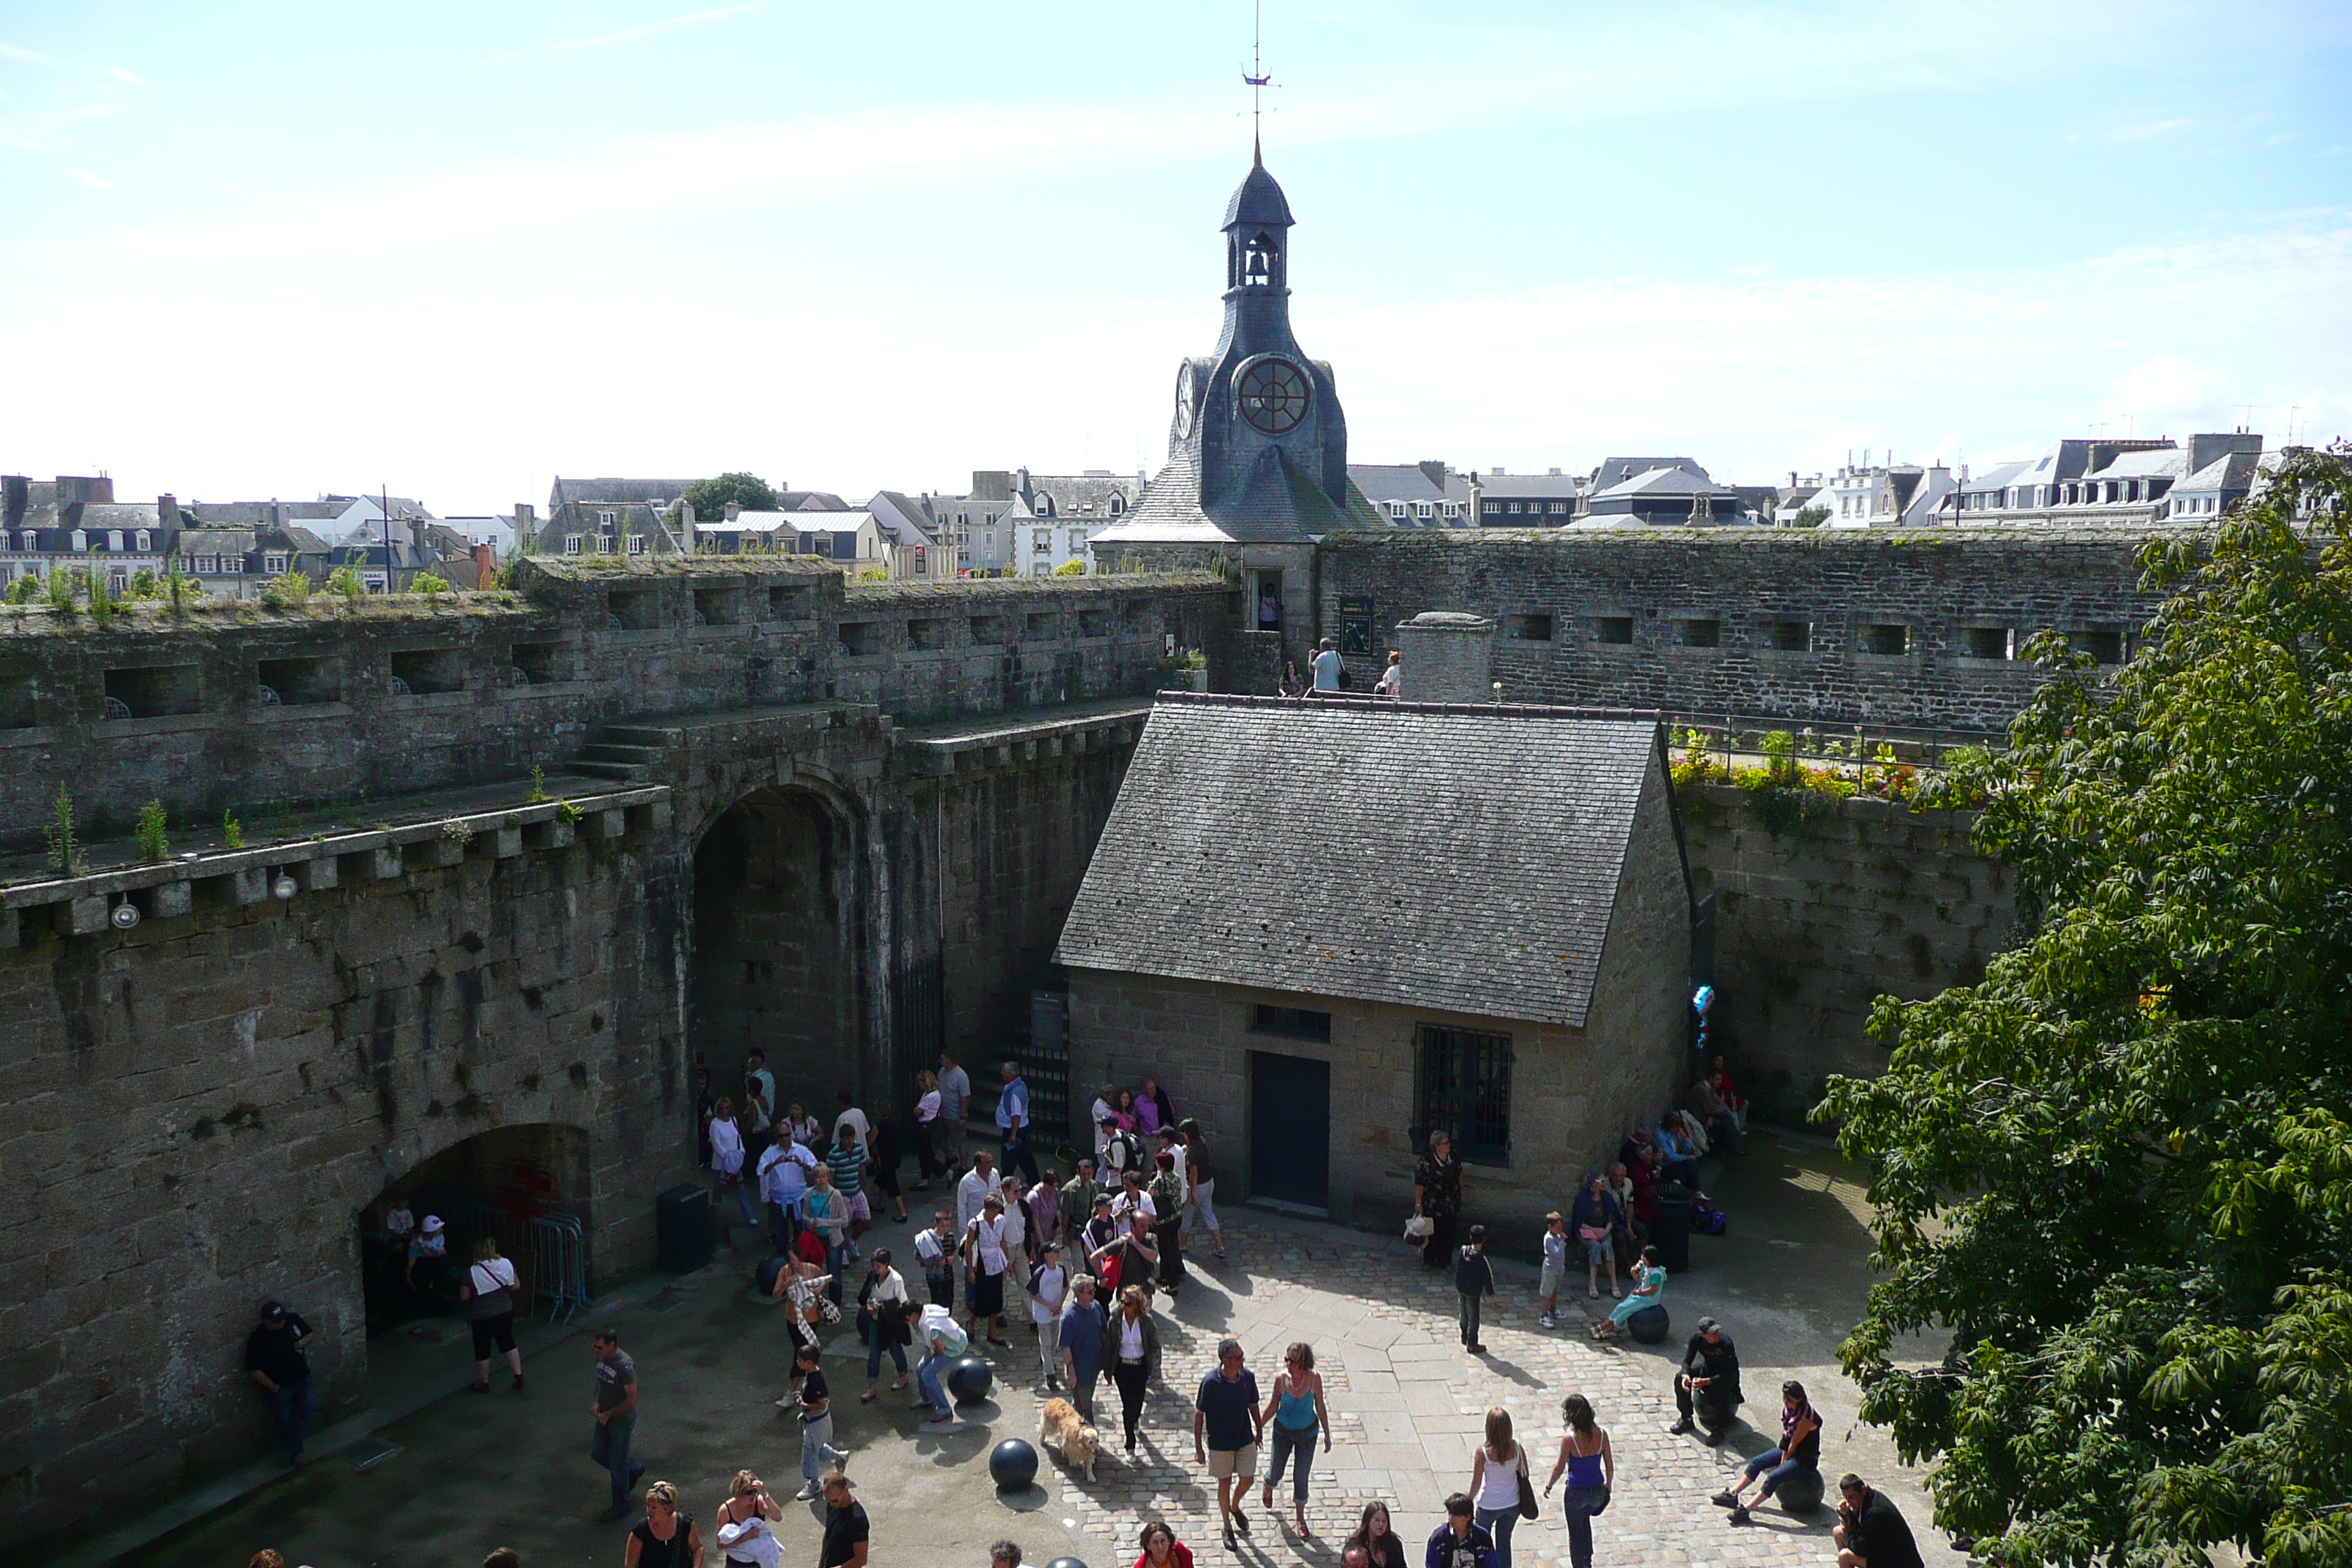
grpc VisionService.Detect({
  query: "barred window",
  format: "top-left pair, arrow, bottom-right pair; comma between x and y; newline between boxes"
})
1417,1025 -> 1512,1166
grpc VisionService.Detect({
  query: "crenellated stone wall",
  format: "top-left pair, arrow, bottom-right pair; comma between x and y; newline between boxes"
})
1315,525 -> 2187,730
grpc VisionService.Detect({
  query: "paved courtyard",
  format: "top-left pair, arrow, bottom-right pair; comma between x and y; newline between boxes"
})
129,1129 -> 1959,1568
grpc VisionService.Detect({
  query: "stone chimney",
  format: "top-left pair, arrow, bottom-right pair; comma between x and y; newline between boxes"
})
724,500 -> 742,521
155,492 -> 176,529
1395,611 -> 1495,702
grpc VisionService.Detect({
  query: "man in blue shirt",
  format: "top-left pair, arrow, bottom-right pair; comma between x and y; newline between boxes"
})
997,1059 -> 1040,1183
1193,1338 -> 1263,1548
1311,637 -> 1343,693
1058,1275 -> 1105,1423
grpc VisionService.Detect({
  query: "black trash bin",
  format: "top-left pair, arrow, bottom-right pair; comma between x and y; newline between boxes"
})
1650,1182 -> 1695,1275
656,1183 -> 712,1274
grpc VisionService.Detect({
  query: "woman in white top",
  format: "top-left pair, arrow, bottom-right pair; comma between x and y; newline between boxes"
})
708,1098 -> 758,1240
1468,1406 -> 1530,1568
963,1195 -> 1013,1346
783,1101 -> 823,1152
912,1068 -> 944,1190
1375,649 -> 1403,696
856,1247 -> 912,1401
459,1237 -> 524,1392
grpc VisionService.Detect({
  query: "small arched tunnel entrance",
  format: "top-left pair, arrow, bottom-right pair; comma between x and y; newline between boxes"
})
690,786 -> 868,1134
357,1123 -> 590,1338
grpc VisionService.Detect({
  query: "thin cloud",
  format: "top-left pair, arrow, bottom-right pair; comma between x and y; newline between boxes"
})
64,166 -> 115,191
0,42 -> 61,67
478,3 -> 765,67
2108,116 -> 2194,142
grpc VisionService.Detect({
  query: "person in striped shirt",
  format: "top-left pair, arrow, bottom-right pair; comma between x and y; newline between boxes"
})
826,1125 -> 873,1262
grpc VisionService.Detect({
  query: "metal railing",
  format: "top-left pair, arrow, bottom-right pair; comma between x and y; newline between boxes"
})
1663,712 -> 2003,777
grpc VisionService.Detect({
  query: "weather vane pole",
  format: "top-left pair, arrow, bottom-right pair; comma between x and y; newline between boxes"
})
1244,0 -> 1271,162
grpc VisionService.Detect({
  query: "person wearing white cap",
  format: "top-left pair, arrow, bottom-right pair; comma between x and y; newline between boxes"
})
407,1213 -> 447,1290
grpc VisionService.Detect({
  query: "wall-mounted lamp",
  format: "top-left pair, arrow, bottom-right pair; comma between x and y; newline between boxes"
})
272,874 -> 298,900
110,900 -> 141,931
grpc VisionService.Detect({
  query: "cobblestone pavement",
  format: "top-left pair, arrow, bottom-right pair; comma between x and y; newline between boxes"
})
1030,1218 -> 1958,1568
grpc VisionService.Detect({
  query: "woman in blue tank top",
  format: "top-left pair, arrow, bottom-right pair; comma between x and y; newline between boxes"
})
1255,1341 -> 1329,1540
1545,1392 -> 1615,1568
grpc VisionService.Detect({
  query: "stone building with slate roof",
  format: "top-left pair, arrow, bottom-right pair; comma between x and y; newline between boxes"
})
1055,692 -> 1694,1236
1086,152 -> 1392,675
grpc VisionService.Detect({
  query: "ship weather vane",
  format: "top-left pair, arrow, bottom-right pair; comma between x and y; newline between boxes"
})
1244,0 -> 1275,158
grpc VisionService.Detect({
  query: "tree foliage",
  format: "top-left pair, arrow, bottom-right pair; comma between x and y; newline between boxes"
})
1817,448 -> 2352,1568
680,472 -> 779,522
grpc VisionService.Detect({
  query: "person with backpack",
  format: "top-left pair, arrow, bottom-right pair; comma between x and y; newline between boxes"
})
1099,1116 -> 1141,1182
1455,1224 -> 1498,1354
1147,1153 -> 1187,1300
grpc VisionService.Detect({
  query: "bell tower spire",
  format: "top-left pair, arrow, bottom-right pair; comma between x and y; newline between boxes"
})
1245,0 -> 1271,169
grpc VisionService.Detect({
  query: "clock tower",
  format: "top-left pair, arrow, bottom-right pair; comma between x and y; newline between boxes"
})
1093,150 -> 1388,561
1089,150 -> 1390,672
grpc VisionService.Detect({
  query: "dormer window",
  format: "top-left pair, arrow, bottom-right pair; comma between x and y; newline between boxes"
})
1243,233 -> 1274,286
71,529 -> 87,551
135,529 -> 151,551
1109,495 -> 1124,516
107,530 -> 125,551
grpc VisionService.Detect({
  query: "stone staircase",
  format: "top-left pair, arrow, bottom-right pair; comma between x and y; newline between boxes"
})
565,724 -> 675,785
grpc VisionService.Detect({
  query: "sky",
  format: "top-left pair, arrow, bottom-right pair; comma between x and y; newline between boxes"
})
2,0 -> 2349,515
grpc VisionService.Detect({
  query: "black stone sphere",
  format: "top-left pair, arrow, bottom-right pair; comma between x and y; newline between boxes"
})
946,1354 -> 994,1405
1628,1305 -> 1671,1344
1044,1559 -> 1088,1568
1777,1466 -> 1826,1516
989,1436 -> 1039,1490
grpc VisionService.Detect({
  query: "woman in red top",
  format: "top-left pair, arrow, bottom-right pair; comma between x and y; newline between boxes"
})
1134,1517 -> 1194,1568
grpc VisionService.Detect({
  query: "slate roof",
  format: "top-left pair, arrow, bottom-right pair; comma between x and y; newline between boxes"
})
549,477 -> 696,510
1224,158 -> 1294,229
1591,456 -> 1710,491
1594,465 -> 1731,500
1055,693 -> 1671,1028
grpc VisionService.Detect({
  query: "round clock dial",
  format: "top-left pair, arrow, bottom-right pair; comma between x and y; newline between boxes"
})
1237,357 -> 1310,436
1174,366 -> 1196,439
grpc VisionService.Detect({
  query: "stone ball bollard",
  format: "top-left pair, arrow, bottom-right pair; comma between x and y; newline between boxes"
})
947,1354 -> 995,1405
1628,1305 -> 1671,1343
990,1437 -> 1040,1490
1778,1466 -> 1827,1516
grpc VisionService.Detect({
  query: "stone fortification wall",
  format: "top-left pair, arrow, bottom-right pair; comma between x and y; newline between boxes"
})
0,790 -> 685,1548
1678,782 -> 2013,1123
0,560 -> 1235,842
1314,526 -> 2188,730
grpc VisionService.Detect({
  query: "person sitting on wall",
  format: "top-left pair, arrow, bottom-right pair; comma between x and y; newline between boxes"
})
1708,1055 -> 1750,1134
1688,1074 -> 1741,1156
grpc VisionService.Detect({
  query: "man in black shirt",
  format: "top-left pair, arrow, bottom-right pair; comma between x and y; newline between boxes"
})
818,1472 -> 869,1568
1834,1474 -> 1924,1568
243,1301 -> 319,1464
1670,1316 -> 1742,1444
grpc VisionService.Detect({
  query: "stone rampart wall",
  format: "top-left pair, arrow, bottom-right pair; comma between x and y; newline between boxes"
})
1315,526 -> 2187,729
1678,782 -> 2013,1122
0,561 -> 1235,840
0,792 -> 685,1546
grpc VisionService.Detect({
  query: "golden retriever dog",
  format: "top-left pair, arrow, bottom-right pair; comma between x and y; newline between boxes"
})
1039,1396 -> 1099,1482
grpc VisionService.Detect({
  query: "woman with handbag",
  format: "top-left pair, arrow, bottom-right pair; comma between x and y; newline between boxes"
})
855,1248 -> 911,1402
459,1237 -> 524,1392
1545,1394 -> 1613,1568
1466,1406 -> 1534,1568
1571,1173 -> 1622,1300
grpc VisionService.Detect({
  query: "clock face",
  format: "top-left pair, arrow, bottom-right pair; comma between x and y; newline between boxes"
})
1174,366 -> 1196,439
1236,357 -> 1310,436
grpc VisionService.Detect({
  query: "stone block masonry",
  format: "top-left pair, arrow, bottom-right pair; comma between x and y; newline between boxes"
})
0,788 -> 685,1548
1316,525 -> 2190,729
1678,782 -> 2013,1122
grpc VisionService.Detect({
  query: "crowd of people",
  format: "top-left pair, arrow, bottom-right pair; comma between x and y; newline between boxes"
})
249,1047 -> 1940,1568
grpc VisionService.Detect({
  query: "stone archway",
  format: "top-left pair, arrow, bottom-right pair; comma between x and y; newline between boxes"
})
690,784 -> 874,1128
356,1122 -> 592,1337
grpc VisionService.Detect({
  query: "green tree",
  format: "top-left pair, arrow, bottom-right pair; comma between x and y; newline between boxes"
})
6,570 -> 43,605
411,572 -> 451,598
680,472 -> 780,523
1790,504 -> 1831,527
1052,558 -> 1085,576
1818,447 -> 2352,1568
